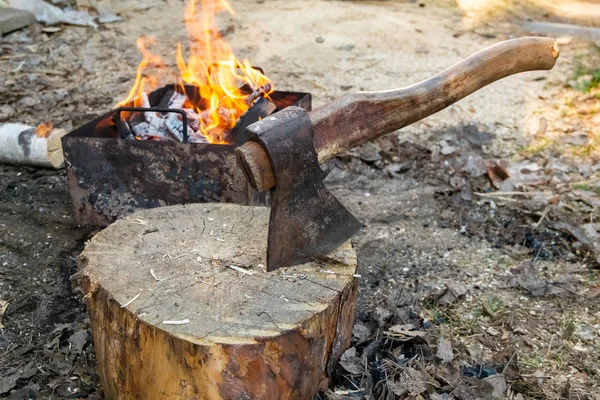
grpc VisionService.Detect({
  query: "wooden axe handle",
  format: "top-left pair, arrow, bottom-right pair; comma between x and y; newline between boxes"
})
237,37 -> 559,192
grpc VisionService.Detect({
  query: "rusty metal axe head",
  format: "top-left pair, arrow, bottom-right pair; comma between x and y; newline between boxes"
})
243,107 -> 362,272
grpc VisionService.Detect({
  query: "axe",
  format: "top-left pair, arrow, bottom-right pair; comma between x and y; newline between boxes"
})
236,37 -> 559,271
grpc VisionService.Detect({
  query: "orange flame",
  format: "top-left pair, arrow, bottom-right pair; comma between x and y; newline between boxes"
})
116,0 -> 274,143
115,37 -> 165,109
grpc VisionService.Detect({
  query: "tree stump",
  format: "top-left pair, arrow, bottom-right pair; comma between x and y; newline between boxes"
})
73,203 -> 358,400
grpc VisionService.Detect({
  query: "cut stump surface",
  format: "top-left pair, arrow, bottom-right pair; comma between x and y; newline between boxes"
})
74,203 -> 358,400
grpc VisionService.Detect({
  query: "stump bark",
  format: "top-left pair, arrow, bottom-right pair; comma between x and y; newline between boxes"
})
73,203 -> 358,400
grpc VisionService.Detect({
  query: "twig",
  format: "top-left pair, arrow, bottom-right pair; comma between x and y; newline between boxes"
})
502,351 -> 517,374
150,268 -> 166,282
475,191 -> 546,197
534,205 -> 551,229
533,244 -> 545,263
546,334 -> 555,359
474,193 -> 519,202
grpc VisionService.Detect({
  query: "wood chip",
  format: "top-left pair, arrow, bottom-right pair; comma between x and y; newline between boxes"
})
150,268 -> 166,282
120,290 -> 142,308
228,265 -> 255,275
162,319 -> 190,325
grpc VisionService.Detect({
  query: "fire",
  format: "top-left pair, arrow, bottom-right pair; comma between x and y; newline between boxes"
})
116,0 -> 274,144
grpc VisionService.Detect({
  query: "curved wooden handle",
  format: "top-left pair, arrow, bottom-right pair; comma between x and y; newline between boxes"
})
237,37 -> 559,191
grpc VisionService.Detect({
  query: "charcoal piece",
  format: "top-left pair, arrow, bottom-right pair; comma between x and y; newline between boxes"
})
183,109 -> 200,131
132,122 -> 151,137
230,97 -> 277,146
244,83 -> 273,106
141,92 -> 151,108
129,121 -> 170,141
156,89 -> 175,109
126,111 -> 145,126
189,133 -> 209,144
165,112 -> 194,142
168,92 -> 187,109
118,118 -> 134,140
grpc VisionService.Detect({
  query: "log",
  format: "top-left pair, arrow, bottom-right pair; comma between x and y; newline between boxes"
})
0,123 -> 67,168
73,203 -> 358,400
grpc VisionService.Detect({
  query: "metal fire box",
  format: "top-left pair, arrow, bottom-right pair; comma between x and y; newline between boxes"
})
62,85 -> 311,226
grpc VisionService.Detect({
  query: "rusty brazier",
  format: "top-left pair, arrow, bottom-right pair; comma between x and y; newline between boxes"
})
62,84 -> 311,226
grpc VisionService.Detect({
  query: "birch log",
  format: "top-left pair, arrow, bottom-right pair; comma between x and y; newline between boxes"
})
0,123 -> 67,168
73,203 -> 358,400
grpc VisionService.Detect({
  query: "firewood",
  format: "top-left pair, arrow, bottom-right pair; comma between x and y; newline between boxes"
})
73,203 -> 358,400
0,122 -> 67,168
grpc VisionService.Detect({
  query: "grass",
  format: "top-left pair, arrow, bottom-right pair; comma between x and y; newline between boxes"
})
570,52 -> 600,93
482,295 -> 505,315
520,353 -> 544,370
572,184 -> 600,195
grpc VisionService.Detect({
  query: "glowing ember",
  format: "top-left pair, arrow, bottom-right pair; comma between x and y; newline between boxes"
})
116,0 -> 274,144
35,121 -> 54,138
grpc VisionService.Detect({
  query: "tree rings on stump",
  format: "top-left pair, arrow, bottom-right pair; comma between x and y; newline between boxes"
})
74,203 -> 358,400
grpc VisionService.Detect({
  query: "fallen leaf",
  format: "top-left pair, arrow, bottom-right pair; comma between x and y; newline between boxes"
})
388,367 -> 428,396
386,286 -> 413,308
550,220 -> 594,249
339,347 -> 364,375
352,321 -> 371,343
436,283 -> 467,306
386,325 -> 425,340
0,361 -> 37,395
485,374 -> 507,398
375,306 -> 392,327
509,264 -> 548,297
486,160 -> 510,188
67,329 -> 89,355
436,337 -> 454,363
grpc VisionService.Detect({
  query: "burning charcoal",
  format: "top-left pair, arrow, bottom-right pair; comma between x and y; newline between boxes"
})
165,112 -> 194,142
117,117 -> 135,139
132,122 -> 151,137
218,107 -> 233,127
183,109 -> 200,131
141,92 -> 151,108
131,122 -> 170,140
168,92 -> 187,109
189,133 -> 209,144
244,83 -> 272,106
140,92 -> 167,130
200,110 -> 213,127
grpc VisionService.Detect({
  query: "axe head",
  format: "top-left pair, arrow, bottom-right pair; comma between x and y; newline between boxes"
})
246,106 -> 362,271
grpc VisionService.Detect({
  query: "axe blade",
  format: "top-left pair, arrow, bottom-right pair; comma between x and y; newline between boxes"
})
246,107 -> 362,271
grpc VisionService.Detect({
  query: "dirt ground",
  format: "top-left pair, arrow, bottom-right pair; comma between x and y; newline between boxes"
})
1,0 -> 600,399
